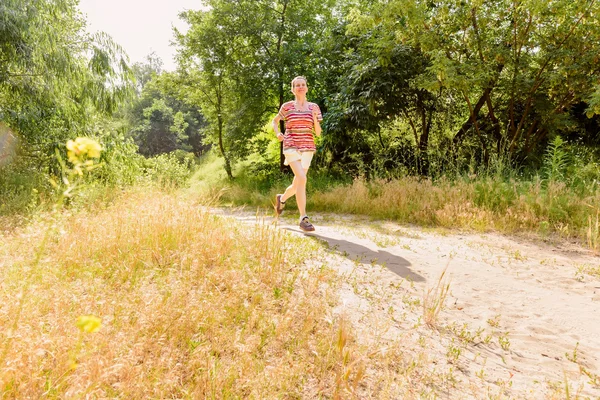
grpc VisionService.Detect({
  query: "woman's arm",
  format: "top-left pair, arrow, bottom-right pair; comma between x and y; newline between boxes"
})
272,114 -> 284,142
312,107 -> 322,137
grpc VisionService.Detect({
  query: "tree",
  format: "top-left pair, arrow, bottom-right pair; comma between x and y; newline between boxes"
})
324,20 -> 438,175
0,0 -> 133,165
176,7 -> 256,179
222,0 -> 336,169
131,52 -> 163,95
356,0 -> 600,164
175,0 -> 336,176
124,68 -> 208,157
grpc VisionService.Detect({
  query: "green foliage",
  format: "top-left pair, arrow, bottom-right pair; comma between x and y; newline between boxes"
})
175,0 -> 336,177
0,163 -> 49,216
1,0 -> 133,175
565,145 -> 600,193
124,60 -> 208,157
543,137 -> 568,183
142,152 -> 195,188
4,0 -> 600,238
189,150 -> 350,207
333,0 -> 600,175
95,134 -> 145,187
324,34 -> 436,174
473,178 -> 519,213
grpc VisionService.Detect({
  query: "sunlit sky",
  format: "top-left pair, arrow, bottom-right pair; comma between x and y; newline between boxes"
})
78,0 -> 206,71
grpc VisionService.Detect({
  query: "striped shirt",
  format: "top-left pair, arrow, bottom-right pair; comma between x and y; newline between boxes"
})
278,101 -> 323,152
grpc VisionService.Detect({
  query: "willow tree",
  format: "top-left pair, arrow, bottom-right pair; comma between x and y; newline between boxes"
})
0,0 -> 132,165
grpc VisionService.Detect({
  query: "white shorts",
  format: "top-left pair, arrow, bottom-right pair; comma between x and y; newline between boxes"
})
283,149 -> 314,169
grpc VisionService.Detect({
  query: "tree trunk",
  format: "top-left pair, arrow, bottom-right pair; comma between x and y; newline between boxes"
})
276,1 -> 289,172
485,93 -> 502,153
217,113 -> 233,180
417,99 -> 430,176
279,82 -> 285,171
453,89 -> 490,145
453,64 -> 504,146
463,90 -> 489,164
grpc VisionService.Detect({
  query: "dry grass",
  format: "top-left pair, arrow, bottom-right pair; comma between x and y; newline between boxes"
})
423,267 -> 451,328
191,154 -> 600,249
307,177 -> 600,248
587,212 -> 600,253
1,188 -> 473,398
0,190 -> 374,398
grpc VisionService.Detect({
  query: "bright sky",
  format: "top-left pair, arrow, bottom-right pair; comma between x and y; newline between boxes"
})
78,0 -> 206,71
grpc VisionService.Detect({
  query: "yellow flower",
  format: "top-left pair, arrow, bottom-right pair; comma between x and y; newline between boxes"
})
76,315 -> 102,333
66,137 -> 102,164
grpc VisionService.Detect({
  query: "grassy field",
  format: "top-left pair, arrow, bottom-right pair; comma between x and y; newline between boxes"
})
194,155 -> 600,252
1,177 -> 598,397
1,146 -> 599,397
0,188 -> 448,398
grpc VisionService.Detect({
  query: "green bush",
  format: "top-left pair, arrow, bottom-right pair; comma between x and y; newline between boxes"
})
142,151 -> 196,188
473,178 -> 519,212
0,163 -> 49,216
96,136 -> 145,187
1,134 -> 197,218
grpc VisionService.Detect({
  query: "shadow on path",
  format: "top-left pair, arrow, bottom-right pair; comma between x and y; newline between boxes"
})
284,227 -> 425,282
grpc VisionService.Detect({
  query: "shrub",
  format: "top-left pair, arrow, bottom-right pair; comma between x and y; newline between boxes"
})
142,151 -> 196,188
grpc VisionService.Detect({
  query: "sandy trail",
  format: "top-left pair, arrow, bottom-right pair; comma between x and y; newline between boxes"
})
220,209 -> 600,398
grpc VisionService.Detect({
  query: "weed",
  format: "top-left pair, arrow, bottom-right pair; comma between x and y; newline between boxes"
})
548,371 -> 585,400
575,266 -> 586,282
423,266 -> 451,328
575,263 -> 600,279
446,340 -> 462,364
487,314 -> 501,328
587,212 -> 600,252
511,250 -> 527,261
498,332 -> 511,351
402,295 -> 421,310
566,342 -> 579,363
448,323 -> 485,344
476,368 -> 487,381
581,365 -> 600,388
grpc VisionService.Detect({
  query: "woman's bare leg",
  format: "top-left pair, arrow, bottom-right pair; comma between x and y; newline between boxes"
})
285,160 -> 307,218
281,178 -> 297,202
281,168 -> 309,203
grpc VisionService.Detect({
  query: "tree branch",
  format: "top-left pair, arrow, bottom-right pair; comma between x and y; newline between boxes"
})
509,0 -> 596,151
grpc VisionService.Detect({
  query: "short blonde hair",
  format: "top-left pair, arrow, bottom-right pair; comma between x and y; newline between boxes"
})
290,76 -> 308,93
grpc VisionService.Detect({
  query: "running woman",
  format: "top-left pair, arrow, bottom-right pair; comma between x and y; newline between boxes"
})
272,76 -> 322,232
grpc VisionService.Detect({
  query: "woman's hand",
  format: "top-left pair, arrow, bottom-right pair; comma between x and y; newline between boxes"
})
276,132 -> 284,142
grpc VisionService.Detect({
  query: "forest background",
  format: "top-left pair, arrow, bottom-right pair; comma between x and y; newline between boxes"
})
2,0 -> 600,246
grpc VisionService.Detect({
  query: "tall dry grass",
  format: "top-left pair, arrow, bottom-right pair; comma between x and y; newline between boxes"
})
0,190 -> 357,398
0,189 -> 456,398
192,152 -> 600,247
308,177 -> 600,245
423,267 -> 451,328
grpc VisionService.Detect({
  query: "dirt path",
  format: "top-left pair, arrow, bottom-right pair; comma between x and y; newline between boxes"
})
219,209 -> 600,398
